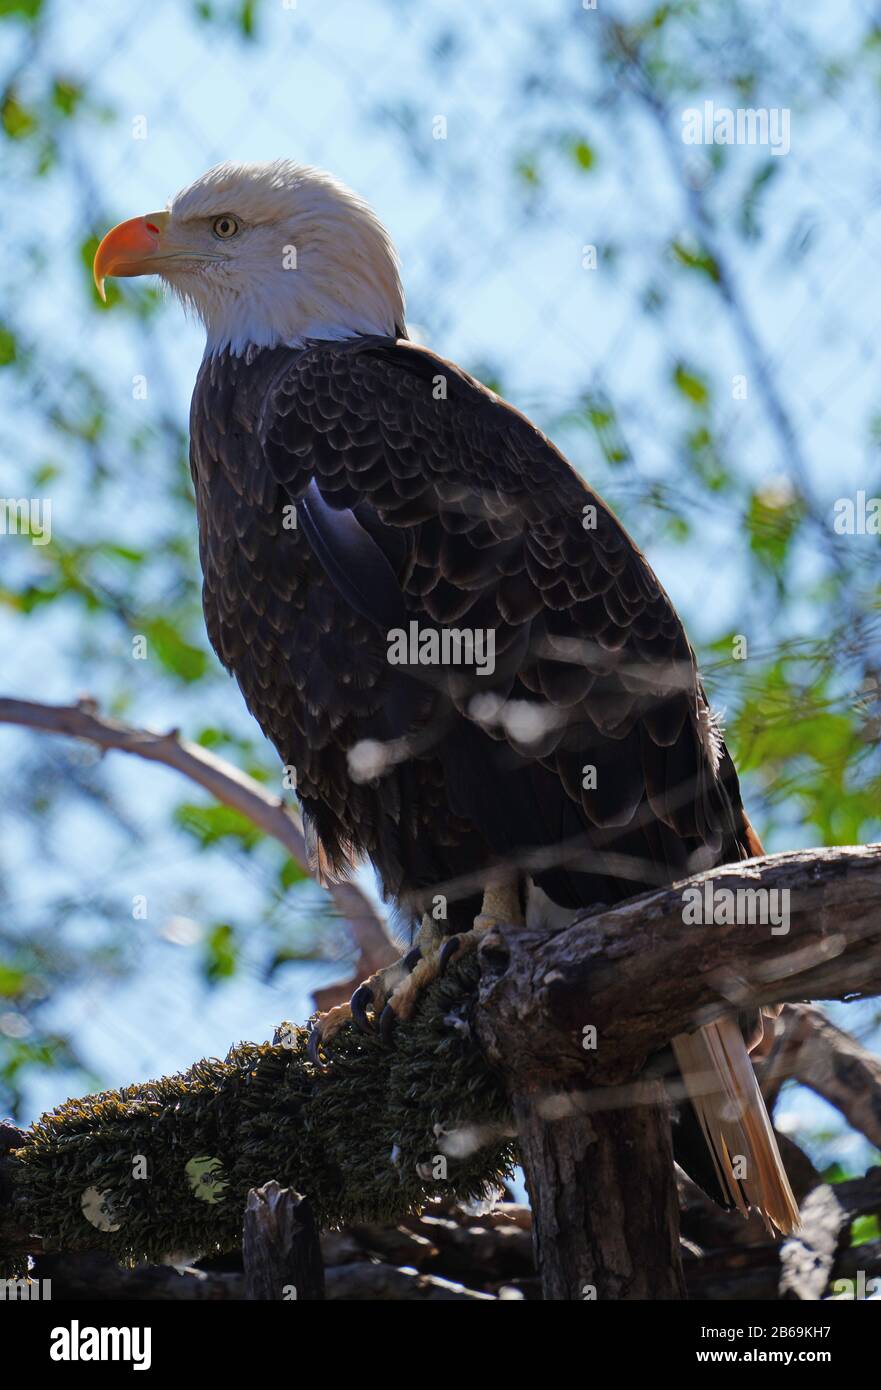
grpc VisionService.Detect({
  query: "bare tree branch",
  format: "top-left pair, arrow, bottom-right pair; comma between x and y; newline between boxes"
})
0,695 -> 398,997
761,1004 -> 881,1150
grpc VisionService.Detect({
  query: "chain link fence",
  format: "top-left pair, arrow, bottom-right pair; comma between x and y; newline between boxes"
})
0,0 -> 878,1163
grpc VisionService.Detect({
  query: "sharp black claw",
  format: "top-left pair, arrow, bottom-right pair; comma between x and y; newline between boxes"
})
307,1025 -> 324,1066
379,1003 -> 398,1044
403,946 -> 422,972
438,935 -> 463,975
350,982 -> 375,1033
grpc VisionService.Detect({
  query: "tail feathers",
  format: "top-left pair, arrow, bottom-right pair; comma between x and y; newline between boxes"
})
672,1015 -> 800,1237
304,818 -> 357,888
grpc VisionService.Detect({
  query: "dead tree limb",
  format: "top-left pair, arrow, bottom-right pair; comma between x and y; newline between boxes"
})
477,844 -> 881,1085
761,1004 -> 881,1149
0,694 -> 398,998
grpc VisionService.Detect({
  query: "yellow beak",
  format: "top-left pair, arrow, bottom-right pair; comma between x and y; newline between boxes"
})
93,211 -> 169,301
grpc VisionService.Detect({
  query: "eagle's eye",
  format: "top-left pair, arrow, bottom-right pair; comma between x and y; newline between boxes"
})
212,215 -> 239,239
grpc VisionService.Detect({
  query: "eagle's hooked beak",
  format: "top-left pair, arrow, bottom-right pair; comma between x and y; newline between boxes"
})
93,211 -> 170,301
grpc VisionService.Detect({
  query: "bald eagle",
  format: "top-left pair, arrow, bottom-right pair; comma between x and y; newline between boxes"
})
94,159 -> 798,1235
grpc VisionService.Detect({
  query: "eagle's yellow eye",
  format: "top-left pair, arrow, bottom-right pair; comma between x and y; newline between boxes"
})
212,215 -> 239,239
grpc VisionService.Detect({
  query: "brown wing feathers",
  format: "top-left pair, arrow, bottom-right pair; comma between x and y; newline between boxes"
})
258,339 -> 732,872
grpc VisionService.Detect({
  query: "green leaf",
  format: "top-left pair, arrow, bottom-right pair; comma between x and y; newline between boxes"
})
673,362 -> 710,407
570,139 -> 595,171
0,325 -> 17,366
238,0 -> 256,38
1,90 -> 37,139
202,924 -> 238,984
745,484 -> 804,572
32,461 -> 58,486
194,726 -> 226,749
174,801 -> 263,852
0,962 -> 27,998
670,239 -> 721,283
576,392 -> 631,467
101,543 -> 145,565
51,79 -> 83,118
142,617 -> 210,682
851,1214 -> 881,1246
820,1161 -> 854,1185
0,0 -> 44,23
279,857 -> 309,891
685,425 -> 730,492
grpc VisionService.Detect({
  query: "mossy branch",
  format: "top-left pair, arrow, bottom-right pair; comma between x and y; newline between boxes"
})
0,955 -> 513,1279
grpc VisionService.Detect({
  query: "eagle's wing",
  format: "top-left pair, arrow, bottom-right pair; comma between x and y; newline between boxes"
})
261,335 -> 747,881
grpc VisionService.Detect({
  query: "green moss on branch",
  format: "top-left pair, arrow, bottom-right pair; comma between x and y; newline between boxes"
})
1,956 -> 514,1277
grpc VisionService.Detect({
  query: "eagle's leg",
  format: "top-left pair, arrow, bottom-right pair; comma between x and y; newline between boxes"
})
379,880 -> 525,1035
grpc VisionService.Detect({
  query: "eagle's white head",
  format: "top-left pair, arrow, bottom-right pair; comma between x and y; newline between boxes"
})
93,159 -> 406,355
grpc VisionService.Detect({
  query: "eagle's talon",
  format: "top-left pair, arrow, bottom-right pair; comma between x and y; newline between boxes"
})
403,946 -> 422,971
350,982 -> 376,1033
307,1024 -> 324,1066
438,935 -> 463,975
379,1003 -> 398,1044
306,999 -> 354,1064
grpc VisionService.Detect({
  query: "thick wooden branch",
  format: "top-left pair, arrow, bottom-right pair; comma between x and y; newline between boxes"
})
476,844 -> 881,1090
0,695 -> 398,995
22,1172 -> 881,1302
513,1082 -> 686,1299
26,1251 -> 245,1300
